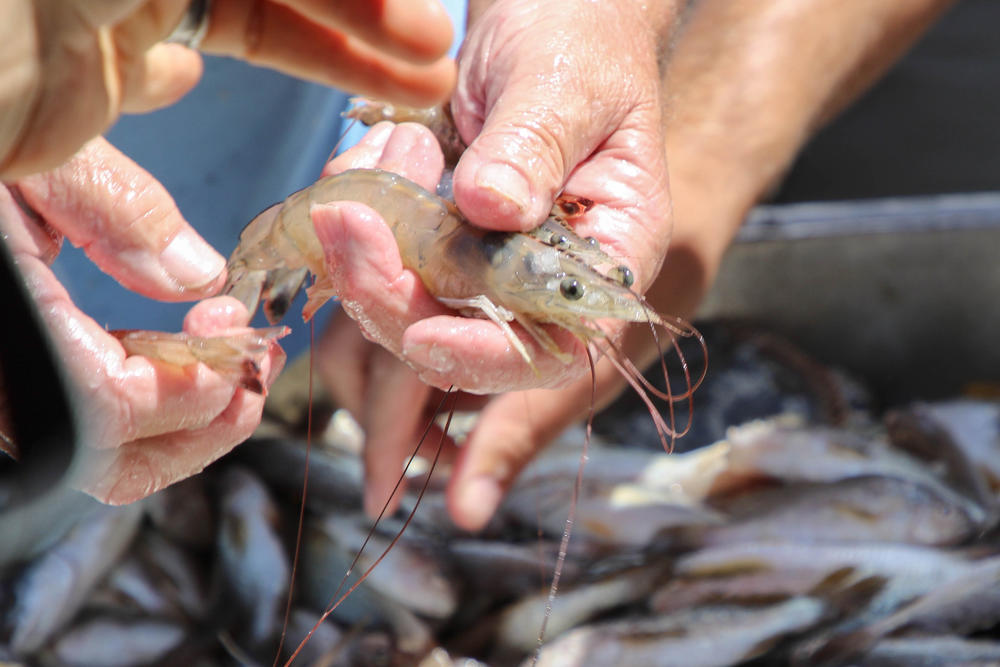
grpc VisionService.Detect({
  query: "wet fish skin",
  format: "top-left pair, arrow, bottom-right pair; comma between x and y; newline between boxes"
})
134,531 -> 210,621
885,405 -> 996,510
533,598 -> 827,667
2,503 -> 142,655
495,564 -> 668,655
144,475 -> 215,549
913,400 -> 1000,493
94,530 -> 210,623
215,465 -> 290,647
655,541 -> 975,618
810,556 -> 1000,665
859,636 -> 1000,667
281,608 -> 344,666
715,418 -> 963,494
235,437 -> 364,511
500,441 -> 729,548
449,539 -> 585,603
46,617 -> 185,667
303,512 -> 457,621
676,476 -> 982,548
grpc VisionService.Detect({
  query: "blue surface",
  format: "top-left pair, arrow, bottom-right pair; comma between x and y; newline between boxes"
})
52,1 -> 465,359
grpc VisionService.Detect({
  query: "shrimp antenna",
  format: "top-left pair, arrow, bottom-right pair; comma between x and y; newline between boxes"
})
634,299 -> 707,443
616,316 -> 706,440
284,388 -> 456,666
599,340 -> 680,453
592,307 -> 706,453
323,116 -> 361,165
273,321 -> 317,665
532,348 -> 598,664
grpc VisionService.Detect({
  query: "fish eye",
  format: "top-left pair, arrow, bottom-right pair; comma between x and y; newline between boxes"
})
560,278 -> 584,300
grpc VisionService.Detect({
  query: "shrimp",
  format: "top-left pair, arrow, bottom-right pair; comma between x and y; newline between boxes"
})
110,327 -> 288,395
224,168 -> 664,373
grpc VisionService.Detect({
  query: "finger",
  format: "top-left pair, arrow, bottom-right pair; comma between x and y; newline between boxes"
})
322,121 -> 444,192
361,347 -> 432,517
316,309 -> 372,418
446,383 -> 592,532
311,200 -> 451,355
0,1 -> 193,178
0,12 -> 113,178
9,245 -> 235,446
183,295 -> 288,392
401,316 -> 587,393
310,123 -> 451,355
204,1 -> 455,108
272,0 -> 453,64
120,42 -> 203,113
16,137 -> 226,299
447,339 -> 649,531
322,121 -> 397,175
0,186 -> 63,264
182,295 -> 255,332
82,385 -> 265,505
451,2 -> 661,232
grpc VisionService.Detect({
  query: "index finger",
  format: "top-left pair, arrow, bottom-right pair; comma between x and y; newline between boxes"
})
15,138 -> 226,300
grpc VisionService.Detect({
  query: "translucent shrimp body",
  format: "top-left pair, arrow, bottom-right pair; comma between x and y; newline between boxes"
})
224,168 -> 662,367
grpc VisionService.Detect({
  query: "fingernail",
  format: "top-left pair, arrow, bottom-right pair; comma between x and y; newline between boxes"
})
475,162 -> 531,215
160,229 -> 225,289
404,341 -> 455,374
457,475 -> 503,531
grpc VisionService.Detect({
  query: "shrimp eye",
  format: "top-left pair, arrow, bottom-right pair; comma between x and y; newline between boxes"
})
584,236 -> 599,249
613,265 -> 635,287
560,278 -> 584,300
554,234 -> 570,250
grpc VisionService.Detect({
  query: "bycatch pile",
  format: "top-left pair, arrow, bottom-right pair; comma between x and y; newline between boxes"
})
3,325 -> 1000,666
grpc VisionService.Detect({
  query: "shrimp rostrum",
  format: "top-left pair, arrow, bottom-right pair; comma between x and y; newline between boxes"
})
224,121 -> 704,444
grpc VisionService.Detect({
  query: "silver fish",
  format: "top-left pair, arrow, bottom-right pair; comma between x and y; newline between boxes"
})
495,564 -> 667,655
216,466 -> 290,646
3,502 -> 142,654
658,541 -> 975,618
533,598 -> 828,667
817,556 -> 1000,663
46,617 -> 185,667
679,476 -> 982,548
860,636 -> 1000,667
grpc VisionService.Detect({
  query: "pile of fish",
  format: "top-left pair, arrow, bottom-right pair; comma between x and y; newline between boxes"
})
4,331 -> 1000,666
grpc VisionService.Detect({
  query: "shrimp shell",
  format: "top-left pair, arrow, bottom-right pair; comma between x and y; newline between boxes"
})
223,168 -> 663,367
111,327 -> 288,394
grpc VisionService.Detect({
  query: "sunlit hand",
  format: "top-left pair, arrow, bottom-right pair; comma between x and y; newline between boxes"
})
1,0 -> 455,178
1,138 -> 285,504
315,0 -> 679,525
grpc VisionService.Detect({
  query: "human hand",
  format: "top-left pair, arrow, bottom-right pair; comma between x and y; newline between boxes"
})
314,0 -> 682,525
1,137 -> 284,504
1,0 -> 455,178
320,0 -> 958,530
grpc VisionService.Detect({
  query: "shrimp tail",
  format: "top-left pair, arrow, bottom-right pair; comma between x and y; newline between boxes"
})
110,327 -> 288,395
